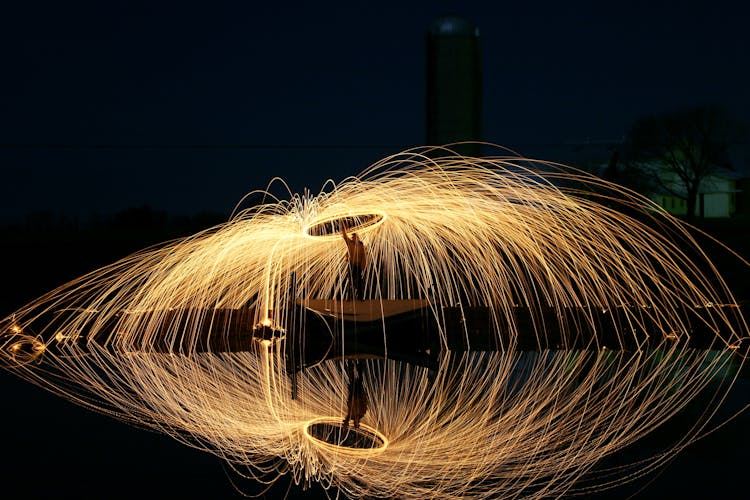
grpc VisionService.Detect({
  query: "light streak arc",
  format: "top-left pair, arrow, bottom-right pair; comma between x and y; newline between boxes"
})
1,144 -> 748,499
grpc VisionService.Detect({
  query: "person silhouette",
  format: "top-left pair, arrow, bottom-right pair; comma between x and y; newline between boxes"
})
343,360 -> 368,429
341,224 -> 366,300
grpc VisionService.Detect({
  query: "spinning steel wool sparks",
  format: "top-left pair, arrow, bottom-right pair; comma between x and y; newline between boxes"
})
2,145 -> 748,499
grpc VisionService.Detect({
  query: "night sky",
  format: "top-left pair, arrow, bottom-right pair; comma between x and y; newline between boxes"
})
2,1 -> 750,498
2,0 -> 749,221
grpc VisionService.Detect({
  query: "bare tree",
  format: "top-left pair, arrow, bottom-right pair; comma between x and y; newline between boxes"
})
623,105 -> 745,222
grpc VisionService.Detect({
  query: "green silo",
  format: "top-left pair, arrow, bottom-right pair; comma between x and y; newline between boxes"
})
425,16 -> 482,156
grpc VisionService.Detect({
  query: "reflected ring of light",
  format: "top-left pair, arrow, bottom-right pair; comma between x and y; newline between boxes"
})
302,417 -> 389,456
5,334 -> 45,365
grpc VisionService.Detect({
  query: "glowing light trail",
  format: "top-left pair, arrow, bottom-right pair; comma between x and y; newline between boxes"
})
1,145 -> 748,498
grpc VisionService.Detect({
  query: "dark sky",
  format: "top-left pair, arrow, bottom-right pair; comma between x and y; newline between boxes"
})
2,1 -> 750,499
2,0 -> 749,221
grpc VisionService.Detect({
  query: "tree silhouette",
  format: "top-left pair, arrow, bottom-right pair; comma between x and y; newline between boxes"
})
623,105 -> 745,222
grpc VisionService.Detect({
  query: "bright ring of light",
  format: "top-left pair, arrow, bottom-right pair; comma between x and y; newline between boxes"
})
5,334 -> 45,366
303,213 -> 386,240
302,417 -> 388,456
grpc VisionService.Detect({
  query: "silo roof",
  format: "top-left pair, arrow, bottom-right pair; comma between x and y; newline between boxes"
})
429,16 -> 479,37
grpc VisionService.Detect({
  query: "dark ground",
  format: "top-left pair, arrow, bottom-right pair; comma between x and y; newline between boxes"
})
0,212 -> 748,499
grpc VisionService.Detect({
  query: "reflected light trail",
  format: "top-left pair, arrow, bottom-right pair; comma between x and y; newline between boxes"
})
2,145 -> 748,499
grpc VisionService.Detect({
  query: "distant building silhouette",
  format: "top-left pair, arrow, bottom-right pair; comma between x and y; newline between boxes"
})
425,16 -> 482,157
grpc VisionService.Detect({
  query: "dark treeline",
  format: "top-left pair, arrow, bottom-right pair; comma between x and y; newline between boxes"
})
0,206 -> 226,312
3,206 -> 749,312
689,217 -> 750,304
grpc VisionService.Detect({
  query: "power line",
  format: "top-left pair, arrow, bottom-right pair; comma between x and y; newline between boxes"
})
0,143 -> 404,151
1,141 -> 747,151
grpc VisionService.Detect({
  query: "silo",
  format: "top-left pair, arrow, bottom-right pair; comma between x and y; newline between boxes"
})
425,16 -> 482,156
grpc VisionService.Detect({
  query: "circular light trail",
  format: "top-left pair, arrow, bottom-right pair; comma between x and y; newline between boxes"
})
1,145 -> 748,499
303,213 -> 387,239
303,417 -> 388,454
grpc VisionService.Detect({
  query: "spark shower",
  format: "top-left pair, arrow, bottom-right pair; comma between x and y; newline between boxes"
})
2,145 -> 748,498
